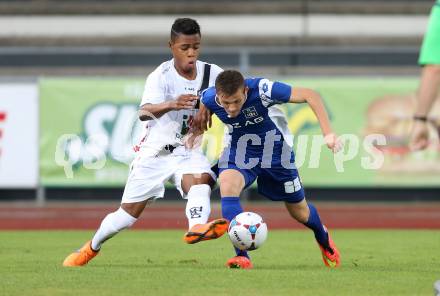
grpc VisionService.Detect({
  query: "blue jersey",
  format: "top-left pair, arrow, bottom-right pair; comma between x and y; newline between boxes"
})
201,77 -> 305,203
201,78 -> 292,160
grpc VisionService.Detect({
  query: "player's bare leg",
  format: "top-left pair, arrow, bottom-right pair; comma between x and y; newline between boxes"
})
63,200 -> 150,267
182,173 -> 228,244
218,169 -> 252,269
285,200 -> 340,267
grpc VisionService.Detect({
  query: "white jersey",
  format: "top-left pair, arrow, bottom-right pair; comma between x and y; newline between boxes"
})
137,59 -> 223,157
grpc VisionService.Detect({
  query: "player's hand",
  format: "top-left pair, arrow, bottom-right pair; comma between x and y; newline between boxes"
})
191,103 -> 212,131
170,94 -> 198,110
409,120 -> 430,151
324,133 -> 343,153
184,129 -> 204,149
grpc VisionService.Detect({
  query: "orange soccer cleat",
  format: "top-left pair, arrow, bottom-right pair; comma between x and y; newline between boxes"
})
226,256 -> 253,269
318,227 -> 341,268
184,218 -> 229,244
62,240 -> 99,267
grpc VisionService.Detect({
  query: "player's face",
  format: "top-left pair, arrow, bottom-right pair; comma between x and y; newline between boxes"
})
217,86 -> 248,118
169,33 -> 201,77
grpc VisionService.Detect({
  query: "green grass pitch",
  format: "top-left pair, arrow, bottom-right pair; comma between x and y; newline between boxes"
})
1,230 -> 438,296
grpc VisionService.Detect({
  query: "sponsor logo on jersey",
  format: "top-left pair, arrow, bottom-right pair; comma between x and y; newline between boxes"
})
242,106 -> 258,119
57,103 -> 142,169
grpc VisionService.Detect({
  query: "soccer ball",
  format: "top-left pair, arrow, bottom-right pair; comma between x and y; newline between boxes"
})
228,212 -> 268,251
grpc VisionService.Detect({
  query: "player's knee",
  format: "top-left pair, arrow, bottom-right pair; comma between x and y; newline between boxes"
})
219,172 -> 245,196
285,200 -> 310,223
220,181 -> 242,196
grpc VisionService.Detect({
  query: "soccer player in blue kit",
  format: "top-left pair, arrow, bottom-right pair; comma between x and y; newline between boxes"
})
189,70 -> 342,269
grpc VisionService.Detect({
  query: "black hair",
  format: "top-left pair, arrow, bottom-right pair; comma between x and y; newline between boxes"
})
215,70 -> 245,96
171,18 -> 201,41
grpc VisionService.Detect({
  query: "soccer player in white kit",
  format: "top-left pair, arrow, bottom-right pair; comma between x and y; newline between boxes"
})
63,18 -> 228,267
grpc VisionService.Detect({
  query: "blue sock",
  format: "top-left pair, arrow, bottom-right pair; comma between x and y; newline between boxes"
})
303,203 -> 330,251
221,197 -> 249,258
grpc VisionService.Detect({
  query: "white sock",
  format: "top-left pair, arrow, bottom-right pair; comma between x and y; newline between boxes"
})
185,184 -> 211,229
91,207 -> 137,251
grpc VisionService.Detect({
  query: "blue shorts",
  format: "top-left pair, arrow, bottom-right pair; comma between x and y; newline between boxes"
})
213,151 -> 305,203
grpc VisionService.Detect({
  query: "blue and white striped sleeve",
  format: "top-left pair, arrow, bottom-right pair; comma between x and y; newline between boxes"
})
258,78 -> 292,107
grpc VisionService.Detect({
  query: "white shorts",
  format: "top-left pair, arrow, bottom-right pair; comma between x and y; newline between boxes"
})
121,150 -> 216,204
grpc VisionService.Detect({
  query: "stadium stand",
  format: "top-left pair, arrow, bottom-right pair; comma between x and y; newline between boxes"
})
0,0 -> 433,76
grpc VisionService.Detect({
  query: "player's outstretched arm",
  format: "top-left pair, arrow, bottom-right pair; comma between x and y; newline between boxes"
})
138,94 -> 198,121
289,87 -> 343,153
